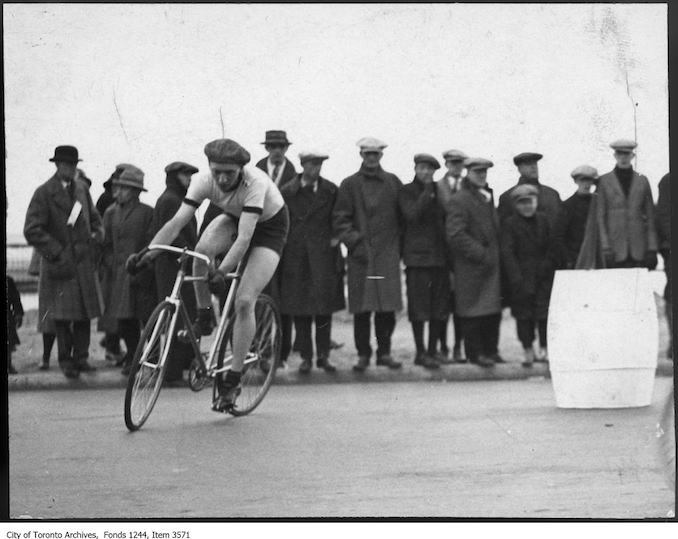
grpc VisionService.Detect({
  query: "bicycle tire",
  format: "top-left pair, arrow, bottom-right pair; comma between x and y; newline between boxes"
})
214,293 -> 281,416
124,301 -> 176,431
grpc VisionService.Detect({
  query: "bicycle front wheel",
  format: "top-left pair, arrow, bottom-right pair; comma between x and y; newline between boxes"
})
124,301 -> 176,431
217,293 -> 281,417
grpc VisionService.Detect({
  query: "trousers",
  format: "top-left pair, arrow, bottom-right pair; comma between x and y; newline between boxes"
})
353,311 -> 396,358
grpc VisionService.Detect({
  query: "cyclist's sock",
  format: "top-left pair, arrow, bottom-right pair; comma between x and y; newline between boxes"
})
224,370 -> 242,386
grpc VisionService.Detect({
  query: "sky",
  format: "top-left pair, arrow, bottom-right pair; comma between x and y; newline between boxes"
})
3,3 -> 668,243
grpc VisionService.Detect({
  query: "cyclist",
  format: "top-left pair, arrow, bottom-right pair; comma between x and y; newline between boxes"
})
129,138 -> 289,412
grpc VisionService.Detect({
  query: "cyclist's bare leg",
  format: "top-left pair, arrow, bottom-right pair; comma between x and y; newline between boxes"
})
231,246 -> 281,372
192,215 -> 237,309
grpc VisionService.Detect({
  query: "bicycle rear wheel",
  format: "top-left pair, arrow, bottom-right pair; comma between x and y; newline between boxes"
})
124,301 -> 175,431
215,294 -> 281,416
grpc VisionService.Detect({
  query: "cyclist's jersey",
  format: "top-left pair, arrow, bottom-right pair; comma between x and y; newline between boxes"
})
184,165 -> 285,221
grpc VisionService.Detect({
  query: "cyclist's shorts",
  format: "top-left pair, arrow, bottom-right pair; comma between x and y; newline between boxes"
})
250,205 -> 289,256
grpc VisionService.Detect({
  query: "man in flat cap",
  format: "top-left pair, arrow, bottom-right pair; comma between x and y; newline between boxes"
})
151,161 -> 200,383
596,139 -> 657,269
103,165 -> 157,375
399,153 -> 450,369
552,165 -> 599,269
279,150 -> 345,373
501,184 -> 557,366
24,145 -> 104,379
436,149 -> 469,362
445,158 -> 502,368
333,137 -> 403,371
656,173 -> 671,358
497,152 -> 562,228
134,138 -> 289,412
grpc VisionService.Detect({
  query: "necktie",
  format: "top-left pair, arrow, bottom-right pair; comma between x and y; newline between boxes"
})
66,180 -> 75,201
272,164 -> 280,183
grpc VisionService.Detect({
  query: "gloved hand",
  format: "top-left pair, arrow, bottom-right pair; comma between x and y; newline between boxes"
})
208,268 -> 228,296
644,250 -> 658,271
126,250 -> 153,275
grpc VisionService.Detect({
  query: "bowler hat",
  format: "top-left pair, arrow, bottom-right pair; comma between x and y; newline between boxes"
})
49,145 -> 82,163
298,150 -> 329,165
261,130 -> 292,145
513,152 -> 543,166
610,139 -> 637,152
204,139 -> 251,166
165,161 -> 199,175
442,149 -> 468,162
113,165 -> 147,191
464,157 -> 494,171
511,184 -> 539,203
414,153 -> 441,170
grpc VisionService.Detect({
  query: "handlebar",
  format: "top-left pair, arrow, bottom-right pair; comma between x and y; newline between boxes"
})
148,244 -> 211,265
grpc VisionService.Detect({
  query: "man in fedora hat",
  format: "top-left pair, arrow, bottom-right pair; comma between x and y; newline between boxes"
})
102,165 -> 157,375
257,130 -> 297,188
24,145 -> 104,378
596,139 -> 657,269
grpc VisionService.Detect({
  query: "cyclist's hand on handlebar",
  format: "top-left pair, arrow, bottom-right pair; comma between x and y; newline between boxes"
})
208,267 -> 228,296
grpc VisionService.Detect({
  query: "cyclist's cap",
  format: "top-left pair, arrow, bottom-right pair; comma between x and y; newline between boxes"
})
204,139 -> 251,166
299,150 -> 329,165
165,161 -> 199,175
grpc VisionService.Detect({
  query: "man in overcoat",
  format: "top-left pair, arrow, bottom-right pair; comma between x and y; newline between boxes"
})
399,153 -> 450,369
333,137 -> 403,372
153,161 -> 200,383
279,150 -> 345,373
445,157 -> 502,368
102,165 -> 156,374
497,152 -> 562,228
436,149 -> 468,362
656,172 -> 671,358
596,139 -> 658,269
24,145 -> 104,379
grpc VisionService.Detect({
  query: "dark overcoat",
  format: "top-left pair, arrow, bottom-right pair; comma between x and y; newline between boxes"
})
399,177 -> 447,268
7,276 -> 23,350
498,178 -> 562,228
656,173 -> 671,252
552,192 -> 594,269
333,164 -> 403,313
596,169 -> 658,262
256,157 -> 297,188
445,182 -> 501,317
24,175 -> 103,321
103,199 -> 156,321
279,176 -> 345,315
500,213 -> 555,320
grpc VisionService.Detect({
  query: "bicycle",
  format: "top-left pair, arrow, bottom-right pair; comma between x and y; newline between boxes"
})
123,244 -> 281,431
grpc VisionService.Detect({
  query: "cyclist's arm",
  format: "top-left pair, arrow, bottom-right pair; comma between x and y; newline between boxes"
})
147,202 -> 197,257
217,211 -> 258,273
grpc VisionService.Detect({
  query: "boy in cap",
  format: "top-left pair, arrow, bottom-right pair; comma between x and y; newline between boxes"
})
132,138 -> 289,412
399,153 -> 450,369
446,158 -> 502,367
279,150 -> 344,373
596,139 -> 657,269
552,165 -> 598,269
103,165 -> 157,375
333,137 -> 403,371
500,184 -> 556,366
497,152 -> 562,228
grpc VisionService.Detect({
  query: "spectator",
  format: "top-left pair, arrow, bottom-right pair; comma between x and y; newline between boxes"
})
333,137 -> 403,372
6,275 -> 24,374
656,173 -> 671,359
28,248 -> 56,370
596,139 -> 658,270
399,153 -> 450,369
446,157 -> 502,368
153,161 -> 200,383
436,149 -> 468,362
102,165 -> 156,375
96,164 -> 132,363
552,165 -> 599,269
24,145 -> 103,379
497,152 -> 562,228
279,150 -> 345,373
76,168 -> 92,189
501,184 -> 556,366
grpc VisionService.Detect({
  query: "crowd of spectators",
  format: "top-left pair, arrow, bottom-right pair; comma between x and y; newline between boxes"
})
15,134 -> 671,378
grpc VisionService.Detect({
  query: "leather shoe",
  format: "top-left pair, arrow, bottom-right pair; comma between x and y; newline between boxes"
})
476,355 -> 495,368
414,352 -> 440,369
60,362 -> 80,379
78,360 -> 97,372
376,355 -> 402,369
353,355 -> 370,372
491,354 -> 506,364
434,352 -> 455,365
39,361 -> 50,371
298,358 -> 312,374
317,356 -> 337,373
453,347 -> 467,363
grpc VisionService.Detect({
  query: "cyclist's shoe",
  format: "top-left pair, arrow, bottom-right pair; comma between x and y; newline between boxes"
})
192,307 -> 215,337
211,371 -> 242,413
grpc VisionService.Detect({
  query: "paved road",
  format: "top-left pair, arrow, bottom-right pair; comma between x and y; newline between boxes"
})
9,378 -> 675,519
